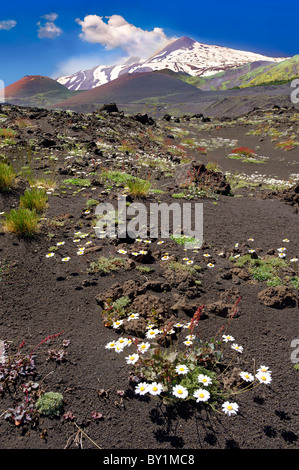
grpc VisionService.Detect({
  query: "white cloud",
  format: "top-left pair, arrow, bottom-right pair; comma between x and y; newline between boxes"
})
0,20 -> 17,31
42,13 -> 58,22
75,14 -> 175,59
37,13 -> 62,39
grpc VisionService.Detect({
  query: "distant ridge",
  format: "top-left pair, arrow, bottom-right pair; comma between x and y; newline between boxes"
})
53,71 -> 202,111
2,75 -> 81,107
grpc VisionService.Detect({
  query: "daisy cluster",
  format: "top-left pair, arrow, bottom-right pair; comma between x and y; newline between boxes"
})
45,231 -> 92,262
105,317 -> 273,416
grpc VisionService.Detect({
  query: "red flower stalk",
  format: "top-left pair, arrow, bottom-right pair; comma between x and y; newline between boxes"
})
29,332 -> 64,359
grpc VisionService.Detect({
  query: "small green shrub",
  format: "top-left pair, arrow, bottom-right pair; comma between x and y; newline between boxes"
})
126,178 -> 151,197
36,392 -> 63,417
20,188 -> 48,213
63,178 -> 91,187
3,208 -> 40,237
0,163 -> 16,191
88,256 -> 127,274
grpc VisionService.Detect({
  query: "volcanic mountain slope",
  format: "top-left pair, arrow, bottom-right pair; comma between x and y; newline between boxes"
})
53,71 -> 203,112
56,36 -> 286,91
168,55 -> 299,91
2,75 -> 81,107
53,68 -> 295,118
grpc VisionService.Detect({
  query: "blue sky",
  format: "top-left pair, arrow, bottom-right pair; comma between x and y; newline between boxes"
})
0,0 -> 298,86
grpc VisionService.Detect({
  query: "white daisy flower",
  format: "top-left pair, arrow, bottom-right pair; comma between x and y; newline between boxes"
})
125,353 -> 139,365
127,313 -> 139,321
146,328 -> 160,339
183,340 -> 193,346
175,364 -> 189,375
207,263 -> 215,268
116,337 -> 129,348
135,382 -> 149,395
222,401 -> 239,416
112,320 -> 124,329
161,255 -> 169,260
105,341 -> 117,349
257,365 -> 271,373
186,334 -> 196,340
240,371 -> 254,382
172,384 -> 188,399
197,374 -> 212,387
56,242 -> 65,246
193,388 -> 210,402
117,249 -> 127,254
137,342 -> 150,354
147,382 -> 163,396
61,257 -> 70,262
222,335 -> 235,342
290,258 -> 298,262
46,253 -> 55,258
255,371 -> 272,384
231,343 -> 243,353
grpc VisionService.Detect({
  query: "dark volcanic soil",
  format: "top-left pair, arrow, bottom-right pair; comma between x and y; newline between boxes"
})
0,103 -> 298,452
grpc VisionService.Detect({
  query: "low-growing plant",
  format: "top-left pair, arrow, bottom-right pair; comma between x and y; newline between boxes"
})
36,392 -> 64,417
3,208 -> 40,237
104,301 -> 274,415
86,198 -> 99,209
125,178 -> 151,198
0,162 -> 16,191
20,188 -> 48,213
101,296 -> 132,326
63,177 -> 91,187
88,256 -> 127,275
168,260 -> 201,275
230,253 -> 299,288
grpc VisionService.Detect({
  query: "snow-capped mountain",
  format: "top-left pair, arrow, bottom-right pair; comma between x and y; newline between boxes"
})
57,36 -> 287,91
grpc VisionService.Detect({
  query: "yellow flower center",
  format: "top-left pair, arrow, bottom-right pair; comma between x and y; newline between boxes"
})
227,405 -> 233,410
153,386 -> 158,392
199,394 -> 204,398
178,389 -> 183,394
